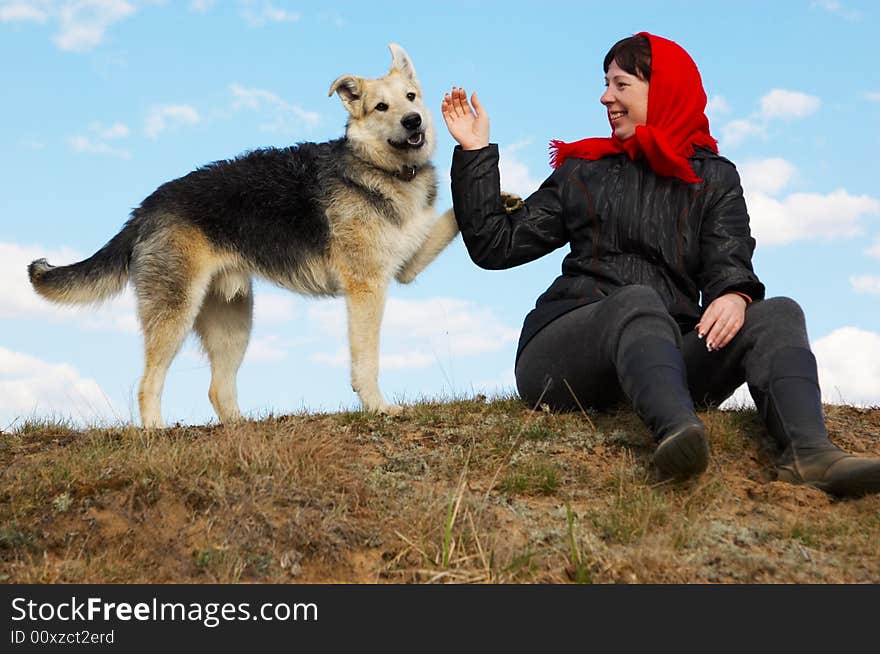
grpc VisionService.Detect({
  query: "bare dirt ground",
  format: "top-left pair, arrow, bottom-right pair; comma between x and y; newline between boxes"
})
2,398 -> 879,583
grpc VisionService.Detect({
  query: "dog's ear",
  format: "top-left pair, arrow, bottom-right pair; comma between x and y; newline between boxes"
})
328,75 -> 365,117
388,43 -> 418,81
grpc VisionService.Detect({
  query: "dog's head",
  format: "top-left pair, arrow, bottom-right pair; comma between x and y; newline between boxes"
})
329,43 -> 435,171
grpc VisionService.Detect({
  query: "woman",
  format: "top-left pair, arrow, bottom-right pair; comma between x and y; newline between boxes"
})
441,32 -> 880,498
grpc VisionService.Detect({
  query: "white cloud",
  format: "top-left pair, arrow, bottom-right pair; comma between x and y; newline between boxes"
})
382,297 -> 519,353
706,95 -> 731,120
0,1 -> 136,51
245,335 -> 288,363
189,0 -> 214,11
499,140 -> 541,197
719,383 -> 754,410
473,367 -> 516,395
0,346 -> 121,426
0,2 -> 50,22
746,189 -> 880,246
230,83 -> 321,133
759,89 -> 821,119
308,297 -> 519,370
738,158 -> 796,195
144,104 -> 200,139
866,92 -> 880,103
261,5 -> 297,22
720,89 -> 820,148
312,347 -> 457,372
735,159 -> 880,248
0,241 -> 138,332
55,0 -> 136,52
241,1 -> 300,27
231,84 -> 281,111
866,239 -> 880,259
380,351 -> 436,371
310,348 -> 346,367
814,328 -> 880,406
850,275 -> 880,295
68,120 -> 131,157
720,118 -> 766,148
68,135 -> 130,158
811,0 -> 863,21
721,328 -> 880,410
253,292 -> 296,324
90,121 -> 129,139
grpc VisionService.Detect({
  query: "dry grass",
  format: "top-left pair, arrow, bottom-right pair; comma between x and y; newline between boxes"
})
1,398 -> 879,583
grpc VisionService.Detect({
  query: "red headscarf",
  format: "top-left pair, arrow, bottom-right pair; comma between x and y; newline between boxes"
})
549,32 -> 718,184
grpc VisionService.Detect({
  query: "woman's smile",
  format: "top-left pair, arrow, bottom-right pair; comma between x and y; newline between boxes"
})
600,59 -> 649,140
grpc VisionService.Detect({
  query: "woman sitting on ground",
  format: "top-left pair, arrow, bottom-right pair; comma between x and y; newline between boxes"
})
441,32 -> 880,498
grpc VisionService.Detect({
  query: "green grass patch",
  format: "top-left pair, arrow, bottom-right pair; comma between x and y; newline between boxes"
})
499,458 -> 560,496
0,525 -> 38,551
590,466 -> 669,545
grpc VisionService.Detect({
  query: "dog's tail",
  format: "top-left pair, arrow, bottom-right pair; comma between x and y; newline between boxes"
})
28,219 -> 138,305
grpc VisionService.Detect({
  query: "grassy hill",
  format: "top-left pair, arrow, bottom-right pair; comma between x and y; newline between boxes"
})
2,397 -> 879,583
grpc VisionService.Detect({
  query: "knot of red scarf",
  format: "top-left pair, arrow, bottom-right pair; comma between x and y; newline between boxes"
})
549,32 -> 718,184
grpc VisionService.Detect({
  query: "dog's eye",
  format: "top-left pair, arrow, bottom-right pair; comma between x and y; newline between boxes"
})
406,92 -> 416,101
375,102 -> 389,112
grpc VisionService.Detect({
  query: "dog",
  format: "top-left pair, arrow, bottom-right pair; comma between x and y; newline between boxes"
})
28,43 -> 460,428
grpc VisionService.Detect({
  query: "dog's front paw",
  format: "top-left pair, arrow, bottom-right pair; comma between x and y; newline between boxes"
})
378,403 -> 404,417
395,266 -> 417,285
500,191 -> 524,213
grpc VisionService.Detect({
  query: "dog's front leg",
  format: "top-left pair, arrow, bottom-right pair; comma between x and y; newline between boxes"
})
344,281 -> 401,415
395,208 -> 459,284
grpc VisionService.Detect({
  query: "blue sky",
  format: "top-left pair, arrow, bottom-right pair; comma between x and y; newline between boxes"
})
1,0 -> 878,427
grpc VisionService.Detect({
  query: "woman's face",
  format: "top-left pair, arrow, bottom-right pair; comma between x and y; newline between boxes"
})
600,59 -> 649,141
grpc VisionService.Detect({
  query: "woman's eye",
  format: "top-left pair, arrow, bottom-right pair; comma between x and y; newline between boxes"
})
406,92 -> 416,101
375,102 -> 389,112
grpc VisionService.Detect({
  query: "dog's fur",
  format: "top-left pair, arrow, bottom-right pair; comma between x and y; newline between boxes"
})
28,44 -> 459,428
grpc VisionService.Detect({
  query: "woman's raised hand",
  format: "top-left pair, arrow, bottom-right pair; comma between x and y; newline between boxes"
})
441,87 -> 490,151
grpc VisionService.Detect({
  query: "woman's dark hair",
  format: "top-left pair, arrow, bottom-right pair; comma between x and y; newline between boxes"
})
603,35 -> 652,81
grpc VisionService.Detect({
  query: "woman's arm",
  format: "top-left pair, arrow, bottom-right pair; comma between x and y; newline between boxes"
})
442,87 -> 568,270
696,161 -> 766,350
451,145 -> 568,269
696,162 -> 765,306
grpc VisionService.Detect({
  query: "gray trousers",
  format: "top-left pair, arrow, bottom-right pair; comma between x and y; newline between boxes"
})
515,285 -> 811,411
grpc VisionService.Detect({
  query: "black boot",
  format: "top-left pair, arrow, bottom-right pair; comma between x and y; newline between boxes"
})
750,346 -> 880,498
618,336 -> 709,479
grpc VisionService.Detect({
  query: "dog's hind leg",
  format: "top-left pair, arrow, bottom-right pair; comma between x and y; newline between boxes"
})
133,226 -> 215,428
137,286 -> 210,429
395,208 -> 459,284
343,279 -> 400,415
194,274 -> 253,424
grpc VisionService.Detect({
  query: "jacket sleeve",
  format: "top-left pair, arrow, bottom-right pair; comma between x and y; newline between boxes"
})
697,162 -> 766,308
450,144 -> 568,270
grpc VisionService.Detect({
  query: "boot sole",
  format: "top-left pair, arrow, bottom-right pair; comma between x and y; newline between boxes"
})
653,423 -> 709,479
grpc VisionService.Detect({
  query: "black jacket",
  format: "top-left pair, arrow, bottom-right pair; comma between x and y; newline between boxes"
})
450,144 -> 765,360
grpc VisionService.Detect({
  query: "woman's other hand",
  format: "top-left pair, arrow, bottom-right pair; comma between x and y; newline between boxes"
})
441,86 -> 490,150
696,293 -> 747,351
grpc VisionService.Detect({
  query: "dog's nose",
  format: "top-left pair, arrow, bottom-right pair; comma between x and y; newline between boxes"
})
401,113 -> 422,130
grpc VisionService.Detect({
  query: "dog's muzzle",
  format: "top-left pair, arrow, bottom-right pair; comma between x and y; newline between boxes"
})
388,112 -> 425,150
388,130 -> 425,150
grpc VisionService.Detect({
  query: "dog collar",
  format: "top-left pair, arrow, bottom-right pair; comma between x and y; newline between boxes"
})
395,165 -> 418,182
